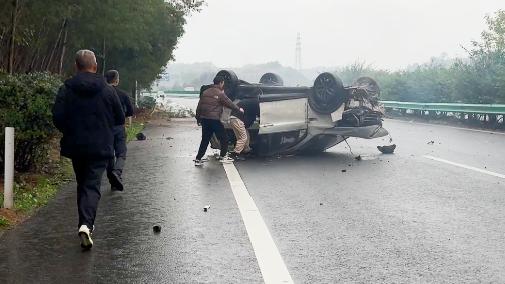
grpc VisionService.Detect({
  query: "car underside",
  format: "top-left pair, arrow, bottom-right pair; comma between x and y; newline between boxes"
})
205,70 -> 390,156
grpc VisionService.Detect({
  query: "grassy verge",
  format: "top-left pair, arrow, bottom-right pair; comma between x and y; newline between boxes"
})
0,158 -> 73,230
126,121 -> 145,142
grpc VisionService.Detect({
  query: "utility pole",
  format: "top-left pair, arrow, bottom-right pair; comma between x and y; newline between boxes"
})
295,33 -> 302,70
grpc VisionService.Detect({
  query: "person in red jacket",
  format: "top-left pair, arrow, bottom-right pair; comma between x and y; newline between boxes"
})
194,76 -> 243,166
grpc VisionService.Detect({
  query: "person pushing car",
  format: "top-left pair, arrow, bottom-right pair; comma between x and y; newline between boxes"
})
194,76 -> 243,166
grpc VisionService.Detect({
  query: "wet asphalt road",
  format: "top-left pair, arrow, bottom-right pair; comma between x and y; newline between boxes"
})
0,119 -> 504,283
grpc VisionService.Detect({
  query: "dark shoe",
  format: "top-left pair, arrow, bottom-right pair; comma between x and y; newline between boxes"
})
109,171 -> 124,191
229,152 -> 245,161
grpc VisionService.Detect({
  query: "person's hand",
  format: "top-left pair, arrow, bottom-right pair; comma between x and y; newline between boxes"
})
239,108 -> 244,113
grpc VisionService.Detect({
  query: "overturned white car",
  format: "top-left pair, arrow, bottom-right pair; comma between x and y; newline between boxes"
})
205,70 -> 390,156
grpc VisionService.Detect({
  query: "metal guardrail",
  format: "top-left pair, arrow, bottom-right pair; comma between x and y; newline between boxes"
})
381,101 -> 505,115
163,90 -> 199,95
158,92 -> 505,115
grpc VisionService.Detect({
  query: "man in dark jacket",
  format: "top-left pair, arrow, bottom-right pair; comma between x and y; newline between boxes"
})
52,50 -> 125,249
194,76 -> 243,166
105,70 -> 134,191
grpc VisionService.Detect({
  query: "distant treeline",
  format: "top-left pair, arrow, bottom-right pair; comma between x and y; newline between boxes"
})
336,10 -> 505,104
0,0 -> 204,94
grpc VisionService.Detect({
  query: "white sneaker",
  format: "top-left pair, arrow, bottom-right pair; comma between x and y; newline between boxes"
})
78,225 -> 93,249
194,159 -> 204,167
218,155 -> 234,164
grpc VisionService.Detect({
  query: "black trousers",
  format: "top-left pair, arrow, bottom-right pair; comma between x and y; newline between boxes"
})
107,125 -> 127,181
72,158 -> 108,228
196,118 -> 228,160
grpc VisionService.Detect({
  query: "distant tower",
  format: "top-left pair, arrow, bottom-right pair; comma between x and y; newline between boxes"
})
295,33 -> 302,70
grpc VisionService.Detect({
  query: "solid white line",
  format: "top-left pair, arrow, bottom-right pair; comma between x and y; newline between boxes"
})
424,155 -> 505,179
222,163 -> 294,284
391,119 -> 505,135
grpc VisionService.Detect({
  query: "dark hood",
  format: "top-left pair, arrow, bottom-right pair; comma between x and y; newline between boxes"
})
65,72 -> 107,96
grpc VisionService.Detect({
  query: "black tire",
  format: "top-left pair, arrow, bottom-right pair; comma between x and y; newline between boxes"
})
354,76 -> 380,96
309,72 -> 347,114
259,73 -> 284,86
216,70 -> 239,100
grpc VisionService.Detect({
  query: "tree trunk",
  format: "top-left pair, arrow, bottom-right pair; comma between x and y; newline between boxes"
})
45,19 -> 66,71
8,0 -> 18,74
58,19 -> 68,74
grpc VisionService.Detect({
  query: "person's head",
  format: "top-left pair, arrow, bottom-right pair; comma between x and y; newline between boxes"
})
105,70 -> 120,86
75,49 -> 97,73
213,76 -> 225,90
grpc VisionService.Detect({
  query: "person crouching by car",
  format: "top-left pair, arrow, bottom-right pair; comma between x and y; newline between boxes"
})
194,76 -> 243,166
228,101 -> 252,160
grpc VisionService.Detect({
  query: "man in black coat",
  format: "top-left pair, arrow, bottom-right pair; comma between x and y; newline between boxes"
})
52,50 -> 125,249
104,70 -> 134,191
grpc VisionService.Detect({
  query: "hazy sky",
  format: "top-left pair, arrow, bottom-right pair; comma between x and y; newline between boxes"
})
173,0 -> 504,70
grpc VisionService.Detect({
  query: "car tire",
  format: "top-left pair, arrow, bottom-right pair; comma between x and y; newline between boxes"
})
309,72 -> 347,114
216,70 -> 239,100
259,73 -> 284,86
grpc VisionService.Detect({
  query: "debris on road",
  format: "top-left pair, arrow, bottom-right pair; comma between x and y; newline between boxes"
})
377,144 -> 396,154
153,225 -> 161,233
165,137 -> 173,140
320,203 -> 323,206
427,140 -> 435,145
136,133 -> 147,141
203,205 -> 211,212
355,155 -> 362,161
341,169 -> 347,173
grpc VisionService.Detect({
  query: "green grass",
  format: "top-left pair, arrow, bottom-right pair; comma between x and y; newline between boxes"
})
0,158 -> 72,215
126,122 -> 145,142
0,216 -> 9,227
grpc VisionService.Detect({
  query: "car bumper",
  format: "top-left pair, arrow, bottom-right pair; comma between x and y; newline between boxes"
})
321,125 -> 389,139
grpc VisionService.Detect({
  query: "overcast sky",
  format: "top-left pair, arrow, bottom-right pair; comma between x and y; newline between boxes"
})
172,0 -> 504,70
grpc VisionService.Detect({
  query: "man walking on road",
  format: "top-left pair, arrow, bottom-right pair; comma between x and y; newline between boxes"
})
52,50 -> 125,249
105,70 -> 134,191
194,76 -> 243,166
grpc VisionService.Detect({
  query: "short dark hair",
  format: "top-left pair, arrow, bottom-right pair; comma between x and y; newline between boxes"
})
105,70 -> 119,83
213,76 -> 225,85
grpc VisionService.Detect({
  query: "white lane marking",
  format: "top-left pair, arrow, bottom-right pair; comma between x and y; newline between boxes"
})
424,155 -> 505,179
222,163 -> 294,284
391,119 -> 505,136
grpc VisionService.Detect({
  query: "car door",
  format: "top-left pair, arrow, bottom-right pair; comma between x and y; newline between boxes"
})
259,94 -> 308,134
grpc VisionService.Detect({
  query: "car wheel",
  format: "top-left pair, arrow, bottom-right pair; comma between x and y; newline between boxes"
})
216,70 -> 239,100
309,72 -> 347,114
259,73 -> 284,86
354,76 -> 380,96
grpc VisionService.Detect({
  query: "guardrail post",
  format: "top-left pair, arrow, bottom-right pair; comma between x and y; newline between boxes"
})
4,127 -> 14,209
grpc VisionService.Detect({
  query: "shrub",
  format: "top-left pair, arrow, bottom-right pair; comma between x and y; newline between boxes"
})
0,72 -> 61,172
138,96 -> 156,110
